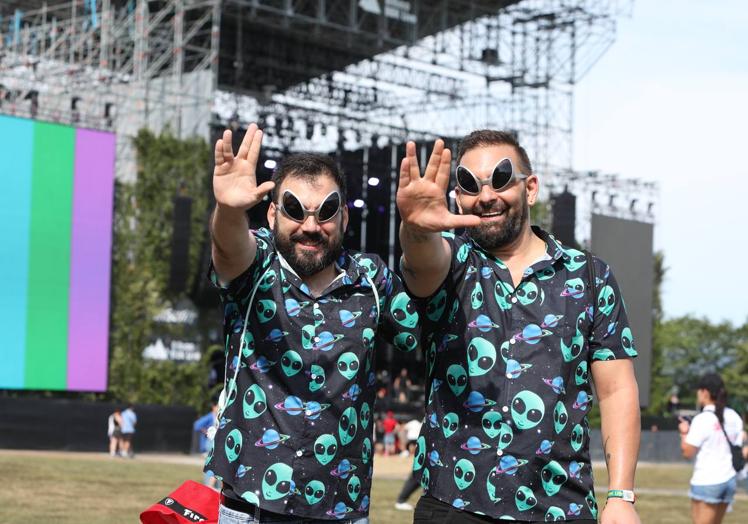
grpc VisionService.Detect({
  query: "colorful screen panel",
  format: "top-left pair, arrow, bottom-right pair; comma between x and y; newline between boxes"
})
0,115 -> 115,392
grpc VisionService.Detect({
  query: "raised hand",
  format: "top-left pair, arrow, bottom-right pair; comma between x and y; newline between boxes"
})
213,124 -> 275,210
396,139 -> 480,232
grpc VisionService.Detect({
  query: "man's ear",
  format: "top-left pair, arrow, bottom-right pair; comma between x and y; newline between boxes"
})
455,188 -> 464,214
526,174 -> 539,206
267,202 -> 277,229
341,204 -> 349,232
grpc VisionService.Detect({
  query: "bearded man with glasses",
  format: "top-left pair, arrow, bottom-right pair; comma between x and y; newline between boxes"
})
208,124 -> 420,524
396,130 -> 642,524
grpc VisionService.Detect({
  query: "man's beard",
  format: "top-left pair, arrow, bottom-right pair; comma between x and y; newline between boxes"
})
466,197 -> 529,250
274,222 -> 344,277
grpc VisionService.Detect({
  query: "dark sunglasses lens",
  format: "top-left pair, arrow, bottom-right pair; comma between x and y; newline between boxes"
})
456,167 -> 479,193
317,193 -> 340,222
282,193 -> 305,221
492,159 -> 513,190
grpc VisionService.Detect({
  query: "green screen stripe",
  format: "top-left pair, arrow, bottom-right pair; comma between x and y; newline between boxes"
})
24,122 -> 75,390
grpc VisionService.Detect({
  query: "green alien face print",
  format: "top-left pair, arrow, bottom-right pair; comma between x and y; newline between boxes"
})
256,299 -> 277,323
570,424 -> 584,452
443,412 -> 460,438
499,340 -> 511,363
560,331 -> 584,362
598,285 -> 616,316
537,265 -> 555,280
225,378 -> 238,409
243,384 -> 267,419
339,406 -> 358,445
563,248 -> 586,272
241,330 -> 255,359
448,298 -> 460,323
541,460 -> 568,496
347,475 -> 361,502
394,332 -> 418,352
494,280 -> 514,311
575,361 -> 589,385
481,411 -> 502,439
454,458 -> 476,490
511,390 -> 545,430
301,324 -> 316,350
258,269 -> 277,292
621,327 -> 636,356
262,462 -> 294,500
361,437 -> 371,464
553,401 -> 568,434
362,437 -> 372,464
467,337 -> 497,377
359,402 -> 371,430
281,350 -> 303,377
358,257 -> 378,280
515,485 -> 537,511
545,506 -> 565,521
308,364 -> 325,392
225,428 -> 242,462
593,348 -> 616,361
498,422 -> 514,450
313,434 -> 337,465
391,292 -> 419,328
427,289 -> 448,322
447,364 -> 468,396
337,352 -> 360,380
420,468 -> 430,490
586,490 -> 598,519
413,436 -> 426,471
304,480 -> 325,505
457,243 -> 470,263
471,282 -> 484,309
362,327 -> 375,349
562,277 -> 585,299
516,281 -> 539,306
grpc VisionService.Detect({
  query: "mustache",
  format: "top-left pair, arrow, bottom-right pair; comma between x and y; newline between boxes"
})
290,232 -> 325,245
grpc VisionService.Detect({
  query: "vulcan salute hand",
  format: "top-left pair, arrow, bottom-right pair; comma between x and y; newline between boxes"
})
396,139 -> 480,232
213,123 -> 275,210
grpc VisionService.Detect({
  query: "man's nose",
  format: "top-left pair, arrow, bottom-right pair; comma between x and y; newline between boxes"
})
300,214 -> 321,232
477,181 -> 497,205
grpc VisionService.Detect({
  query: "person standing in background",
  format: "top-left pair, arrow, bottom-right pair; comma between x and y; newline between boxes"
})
679,373 -> 744,524
107,408 -> 123,457
120,404 -> 137,458
194,402 -> 221,489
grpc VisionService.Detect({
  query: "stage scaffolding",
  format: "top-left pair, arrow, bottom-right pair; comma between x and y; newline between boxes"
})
0,0 -> 646,215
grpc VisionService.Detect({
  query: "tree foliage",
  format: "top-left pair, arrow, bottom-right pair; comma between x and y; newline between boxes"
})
108,128 -> 213,410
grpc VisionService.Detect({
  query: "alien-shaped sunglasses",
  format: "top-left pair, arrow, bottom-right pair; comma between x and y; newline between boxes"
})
280,189 -> 341,223
456,158 -> 528,195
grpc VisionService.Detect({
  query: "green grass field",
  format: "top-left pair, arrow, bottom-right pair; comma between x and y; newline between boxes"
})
0,451 -> 745,523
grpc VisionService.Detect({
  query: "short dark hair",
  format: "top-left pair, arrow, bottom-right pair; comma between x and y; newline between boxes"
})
270,153 -> 347,203
456,129 -> 533,175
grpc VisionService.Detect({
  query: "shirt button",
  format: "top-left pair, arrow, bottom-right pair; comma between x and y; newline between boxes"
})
496,449 -> 503,456
501,406 -> 509,413
505,373 -> 513,379
311,374 -> 317,380
511,297 -> 518,303
510,338 -> 516,344
296,450 -> 303,457
314,337 -> 320,342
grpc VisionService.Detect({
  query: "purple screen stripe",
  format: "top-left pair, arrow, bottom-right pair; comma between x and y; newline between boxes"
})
66,129 -> 116,391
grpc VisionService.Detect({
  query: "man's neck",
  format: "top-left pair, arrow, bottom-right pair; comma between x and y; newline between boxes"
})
302,265 -> 340,297
487,226 -> 547,286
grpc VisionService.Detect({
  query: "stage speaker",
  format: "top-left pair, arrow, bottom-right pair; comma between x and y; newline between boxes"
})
551,190 -> 577,247
169,196 -> 192,293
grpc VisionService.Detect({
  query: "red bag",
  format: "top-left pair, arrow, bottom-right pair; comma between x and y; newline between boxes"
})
140,480 -> 219,524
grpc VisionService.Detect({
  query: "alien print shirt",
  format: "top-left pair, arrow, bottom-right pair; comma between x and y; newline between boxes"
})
414,226 -> 637,521
205,228 -> 420,520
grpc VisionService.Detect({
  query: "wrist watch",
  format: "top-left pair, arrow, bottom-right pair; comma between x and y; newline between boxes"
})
607,489 -> 636,503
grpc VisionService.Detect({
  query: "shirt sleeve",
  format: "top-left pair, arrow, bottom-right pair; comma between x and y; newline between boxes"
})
207,228 -> 273,301
685,413 -> 711,448
370,255 -> 421,353
588,256 -> 638,362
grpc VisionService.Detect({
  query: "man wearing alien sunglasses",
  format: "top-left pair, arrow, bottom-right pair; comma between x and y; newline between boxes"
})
208,124 -> 420,523
396,130 -> 641,523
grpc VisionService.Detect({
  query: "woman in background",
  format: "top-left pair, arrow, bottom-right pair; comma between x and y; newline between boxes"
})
679,373 -> 744,524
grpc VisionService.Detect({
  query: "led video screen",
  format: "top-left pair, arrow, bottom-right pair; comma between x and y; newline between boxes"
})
0,115 -> 115,391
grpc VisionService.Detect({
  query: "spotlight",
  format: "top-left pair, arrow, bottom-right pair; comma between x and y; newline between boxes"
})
448,190 -> 456,199
367,177 -> 380,187
264,159 -> 277,169
353,199 -> 365,208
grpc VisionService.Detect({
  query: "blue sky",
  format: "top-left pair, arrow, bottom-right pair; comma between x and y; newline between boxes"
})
573,0 -> 748,325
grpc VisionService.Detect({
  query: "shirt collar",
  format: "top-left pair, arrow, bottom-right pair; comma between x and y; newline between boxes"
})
465,226 -> 565,264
